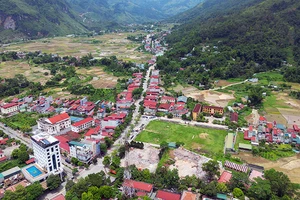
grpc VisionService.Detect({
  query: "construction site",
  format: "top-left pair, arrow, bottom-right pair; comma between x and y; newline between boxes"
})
120,143 -> 160,173
169,148 -> 211,179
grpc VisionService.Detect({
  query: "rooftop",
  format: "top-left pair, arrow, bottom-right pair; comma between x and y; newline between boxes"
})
72,117 -> 94,127
48,113 -> 70,124
192,104 -> 202,113
31,133 -> 58,148
218,171 -> 232,183
123,179 -> 153,192
156,190 -> 181,200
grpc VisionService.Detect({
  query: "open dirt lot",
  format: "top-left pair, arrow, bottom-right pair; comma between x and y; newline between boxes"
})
172,84 -> 234,107
1,33 -> 151,63
237,152 -> 300,183
0,61 -> 51,85
169,148 -> 210,179
120,144 -> 160,173
77,67 -> 119,88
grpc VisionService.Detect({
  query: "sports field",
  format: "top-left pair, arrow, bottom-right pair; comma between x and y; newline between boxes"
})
135,120 -> 228,156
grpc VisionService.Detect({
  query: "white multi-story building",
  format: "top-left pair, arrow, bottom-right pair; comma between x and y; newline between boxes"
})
69,141 -> 93,163
0,103 -> 19,115
31,133 -> 63,174
71,117 -> 94,133
37,113 -> 71,135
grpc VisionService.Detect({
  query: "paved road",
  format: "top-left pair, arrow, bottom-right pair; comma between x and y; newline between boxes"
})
0,122 -> 32,147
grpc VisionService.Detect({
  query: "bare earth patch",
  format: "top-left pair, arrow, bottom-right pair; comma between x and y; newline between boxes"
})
199,133 -> 209,139
120,144 -> 160,173
169,148 -> 210,179
237,152 -> 300,183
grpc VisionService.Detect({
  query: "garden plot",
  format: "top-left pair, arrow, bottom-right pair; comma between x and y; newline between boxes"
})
169,148 -> 210,179
120,144 -> 160,173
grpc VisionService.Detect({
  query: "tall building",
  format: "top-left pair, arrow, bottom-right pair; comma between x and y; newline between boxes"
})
31,133 -> 63,174
37,113 -> 71,135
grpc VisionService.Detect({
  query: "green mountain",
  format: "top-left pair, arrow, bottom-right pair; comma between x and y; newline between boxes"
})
67,0 -> 204,24
0,0 -> 87,42
158,0 -> 300,84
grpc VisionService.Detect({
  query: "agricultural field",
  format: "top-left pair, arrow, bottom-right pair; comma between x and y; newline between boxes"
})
76,67 -> 120,89
135,120 -> 228,157
0,61 -> 52,85
1,32 -> 151,63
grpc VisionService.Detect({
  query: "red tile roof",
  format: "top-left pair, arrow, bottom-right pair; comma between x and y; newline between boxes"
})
244,130 -> 251,140
85,126 -> 101,137
218,171 -> 232,183
48,113 -> 70,124
51,194 -> 65,200
1,103 -> 18,109
192,104 -> 202,113
72,117 -> 94,127
259,116 -> 267,121
123,179 -> 153,193
0,156 -> 7,162
0,138 -> 9,145
230,112 -> 238,122
60,131 -> 81,141
25,158 -> 35,165
266,122 -> 273,129
181,191 -> 197,200
294,125 -> 300,132
161,96 -> 175,102
156,190 -> 181,200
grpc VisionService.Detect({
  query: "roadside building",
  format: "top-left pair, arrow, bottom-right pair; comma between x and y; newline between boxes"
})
180,190 -> 199,200
123,179 -> 154,197
192,104 -> 202,120
31,133 -> 63,175
0,103 -> 19,115
202,105 -> 224,115
218,171 -> 232,183
69,141 -> 94,163
71,117 -> 95,133
37,113 -> 71,135
155,190 -> 181,200
230,112 -> 238,123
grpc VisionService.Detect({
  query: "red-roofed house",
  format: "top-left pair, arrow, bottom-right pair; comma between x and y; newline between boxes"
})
244,130 -> 251,140
156,190 -> 181,200
259,116 -> 267,124
123,179 -> 153,197
71,117 -> 95,133
266,122 -> 273,129
294,125 -> 300,132
0,103 -> 19,115
55,135 -> 71,154
25,158 -> 35,165
51,194 -> 66,200
158,103 -> 171,112
0,150 -> 7,162
0,138 -> 9,145
230,112 -> 238,123
85,126 -> 101,140
37,113 -> 71,135
161,96 -> 176,104
192,104 -> 202,120
218,171 -> 232,183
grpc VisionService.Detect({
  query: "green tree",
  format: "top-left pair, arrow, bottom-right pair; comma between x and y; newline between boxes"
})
216,182 -> 228,193
99,186 -> 115,199
17,151 -> 29,164
202,160 -> 220,181
264,169 -> 293,197
100,143 -> 107,155
82,191 -> 94,200
201,181 -> 217,197
247,178 -> 272,200
72,168 -> 78,175
66,180 -> 75,191
160,141 -> 168,149
25,182 -> 44,199
46,174 -> 61,190
103,156 -> 111,167
248,86 -> 264,106
233,188 -> 245,200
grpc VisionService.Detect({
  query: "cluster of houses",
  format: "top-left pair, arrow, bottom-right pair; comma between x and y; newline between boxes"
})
192,104 -> 224,120
244,116 -> 300,145
143,32 -> 168,57
143,70 -> 189,117
122,162 -> 264,200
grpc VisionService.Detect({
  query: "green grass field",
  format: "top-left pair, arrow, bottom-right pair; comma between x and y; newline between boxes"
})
135,120 -> 228,156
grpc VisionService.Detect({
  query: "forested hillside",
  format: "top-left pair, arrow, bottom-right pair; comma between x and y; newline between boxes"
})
0,0 -> 87,42
68,0 -> 204,24
159,0 -> 300,86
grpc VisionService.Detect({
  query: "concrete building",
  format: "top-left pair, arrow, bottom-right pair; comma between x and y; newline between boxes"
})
192,104 -> 202,121
0,103 -> 19,115
71,117 -> 95,133
37,113 -> 71,135
31,133 -> 63,175
69,141 -> 93,163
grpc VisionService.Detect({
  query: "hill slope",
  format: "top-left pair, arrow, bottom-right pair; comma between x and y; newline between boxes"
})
158,0 -> 300,85
0,0 -> 87,42
68,0 -> 204,24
